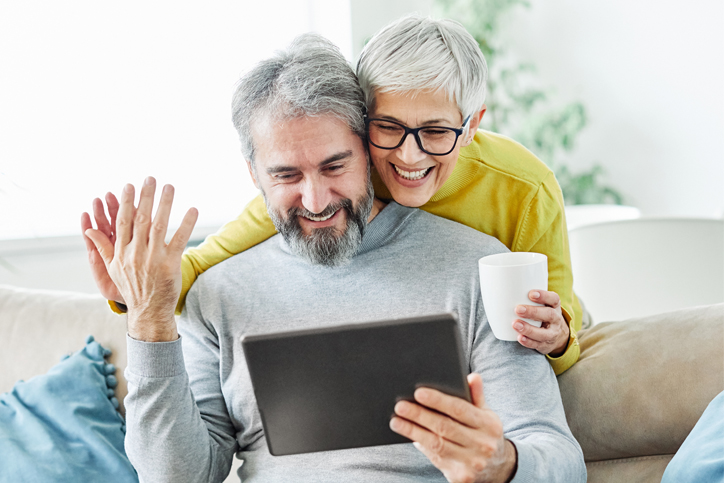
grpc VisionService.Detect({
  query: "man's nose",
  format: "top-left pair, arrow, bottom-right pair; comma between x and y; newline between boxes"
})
396,132 -> 428,165
300,178 -> 333,215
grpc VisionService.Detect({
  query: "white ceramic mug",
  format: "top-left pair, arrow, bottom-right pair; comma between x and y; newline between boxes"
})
478,252 -> 548,341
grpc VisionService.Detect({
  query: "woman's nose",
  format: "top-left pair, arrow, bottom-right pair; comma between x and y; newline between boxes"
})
396,133 -> 428,165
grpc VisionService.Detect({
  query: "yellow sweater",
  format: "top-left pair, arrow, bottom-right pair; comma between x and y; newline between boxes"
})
169,130 -> 581,375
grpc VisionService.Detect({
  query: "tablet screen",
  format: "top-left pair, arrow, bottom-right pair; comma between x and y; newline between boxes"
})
241,312 -> 470,456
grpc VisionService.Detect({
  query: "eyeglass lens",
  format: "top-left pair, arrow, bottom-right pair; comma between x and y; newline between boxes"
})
367,120 -> 459,155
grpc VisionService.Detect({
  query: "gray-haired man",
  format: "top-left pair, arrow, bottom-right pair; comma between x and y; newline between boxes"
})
84,34 -> 585,483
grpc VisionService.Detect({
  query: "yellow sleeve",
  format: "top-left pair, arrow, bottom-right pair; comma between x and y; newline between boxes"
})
175,194 -> 277,315
514,171 -> 582,375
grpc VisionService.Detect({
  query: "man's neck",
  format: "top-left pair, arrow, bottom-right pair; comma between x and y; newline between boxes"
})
367,197 -> 387,224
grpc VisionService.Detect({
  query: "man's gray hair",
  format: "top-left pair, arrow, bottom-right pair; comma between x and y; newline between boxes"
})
357,15 -> 487,124
232,33 -> 366,164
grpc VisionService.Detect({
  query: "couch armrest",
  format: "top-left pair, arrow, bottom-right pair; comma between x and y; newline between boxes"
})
558,303 -> 724,462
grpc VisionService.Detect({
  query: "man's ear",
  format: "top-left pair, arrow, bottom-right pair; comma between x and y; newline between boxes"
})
461,104 -> 486,147
246,160 -> 260,190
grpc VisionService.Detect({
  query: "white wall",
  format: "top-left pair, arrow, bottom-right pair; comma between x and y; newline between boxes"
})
3,1 -> 722,293
0,0 -> 353,241
350,0 -> 434,60
497,0 -> 724,217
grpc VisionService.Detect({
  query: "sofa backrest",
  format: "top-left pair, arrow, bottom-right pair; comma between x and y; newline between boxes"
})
2,284 -> 723,483
558,303 -> 724,481
0,285 -> 129,414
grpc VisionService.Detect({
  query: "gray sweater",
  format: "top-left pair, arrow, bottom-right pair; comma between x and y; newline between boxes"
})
124,202 -> 586,483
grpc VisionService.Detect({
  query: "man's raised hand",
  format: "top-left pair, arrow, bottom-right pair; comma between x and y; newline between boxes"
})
83,177 -> 198,342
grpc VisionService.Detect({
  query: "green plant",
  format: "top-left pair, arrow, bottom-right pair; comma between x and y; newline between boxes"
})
434,0 -> 624,205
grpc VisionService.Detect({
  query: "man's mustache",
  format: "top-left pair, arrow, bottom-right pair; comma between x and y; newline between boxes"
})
287,199 -> 354,222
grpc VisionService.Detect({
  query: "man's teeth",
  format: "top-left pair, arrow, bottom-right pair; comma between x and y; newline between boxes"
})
305,211 -> 336,222
393,165 -> 432,180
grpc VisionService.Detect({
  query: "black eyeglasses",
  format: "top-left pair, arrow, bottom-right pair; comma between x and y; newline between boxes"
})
365,115 -> 470,156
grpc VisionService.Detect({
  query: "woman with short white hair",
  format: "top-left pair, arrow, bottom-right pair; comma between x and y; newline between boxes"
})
356,16 -> 582,374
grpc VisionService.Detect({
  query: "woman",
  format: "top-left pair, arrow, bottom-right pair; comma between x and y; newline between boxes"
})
87,15 -> 582,375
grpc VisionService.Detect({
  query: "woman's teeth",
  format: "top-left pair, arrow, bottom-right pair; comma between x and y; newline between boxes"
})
393,164 -> 432,180
305,211 -> 336,222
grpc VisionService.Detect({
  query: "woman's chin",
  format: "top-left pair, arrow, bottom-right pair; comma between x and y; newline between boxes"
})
386,185 -> 434,208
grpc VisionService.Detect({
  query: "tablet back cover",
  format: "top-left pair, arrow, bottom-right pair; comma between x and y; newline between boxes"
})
241,313 -> 470,456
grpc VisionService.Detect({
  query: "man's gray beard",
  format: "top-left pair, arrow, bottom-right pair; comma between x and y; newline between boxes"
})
264,179 -> 374,267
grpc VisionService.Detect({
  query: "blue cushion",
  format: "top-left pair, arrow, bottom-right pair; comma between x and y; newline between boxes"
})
0,336 -> 138,483
662,390 -> 724,483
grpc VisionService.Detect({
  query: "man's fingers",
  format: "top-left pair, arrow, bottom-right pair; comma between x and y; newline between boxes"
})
467,373 -> 486,410
413,387 -> 484,429
390,415 -> 462,457
84,228 -> 115,267
394,400 -> 477,447
133,177 -> 157,243
168,207 -> 199,256
116,184 -> 136,248
150,184 -> 174,249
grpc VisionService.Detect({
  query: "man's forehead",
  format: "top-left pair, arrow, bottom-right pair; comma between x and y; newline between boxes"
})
252,114 -> 363,170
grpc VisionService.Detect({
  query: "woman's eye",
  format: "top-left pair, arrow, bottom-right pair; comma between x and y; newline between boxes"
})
422,129 -> 449,136
376,124 -> 402,132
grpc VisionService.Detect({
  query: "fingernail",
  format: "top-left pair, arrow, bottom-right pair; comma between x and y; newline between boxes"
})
389,418 -> 401,431
415,388 -> 430,402
124,184 -> 133,193
531,291 -> 540,299
515,306 -> 526,314
514,322 -> 524,331
394,401 -> 407,415
144,176 -> 154,186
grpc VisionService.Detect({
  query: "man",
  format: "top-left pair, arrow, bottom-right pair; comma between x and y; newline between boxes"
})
83,34 -> 586,482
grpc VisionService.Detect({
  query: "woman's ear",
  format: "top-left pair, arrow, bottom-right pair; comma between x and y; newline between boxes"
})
461,105 -> 486,146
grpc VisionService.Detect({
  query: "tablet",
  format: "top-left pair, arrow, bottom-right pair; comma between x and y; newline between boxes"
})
241,312 -> 471,456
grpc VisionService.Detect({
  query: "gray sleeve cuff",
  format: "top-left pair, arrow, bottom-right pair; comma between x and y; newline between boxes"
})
510,440 -> 536,483
126,333 -> 186,378
509,438 -> 586,483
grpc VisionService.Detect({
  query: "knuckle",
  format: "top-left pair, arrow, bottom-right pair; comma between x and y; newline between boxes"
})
430,435 -> 446,455
435,420 -> 452,439
135,212 -> 149,225
450,402 -> 467,422
482,441 -> 497,457
472,457 -> 487,473
458,471 -> 476,483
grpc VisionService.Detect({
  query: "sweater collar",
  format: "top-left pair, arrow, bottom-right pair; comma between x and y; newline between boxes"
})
357,201 -> 415,255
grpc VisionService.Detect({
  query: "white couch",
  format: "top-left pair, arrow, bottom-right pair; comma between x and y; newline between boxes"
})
1,284 -> 722,482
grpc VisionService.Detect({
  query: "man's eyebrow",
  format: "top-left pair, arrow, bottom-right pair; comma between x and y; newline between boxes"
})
266,165 -> 298,175
319,150 -> 353,167
264,150 -> 354,175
